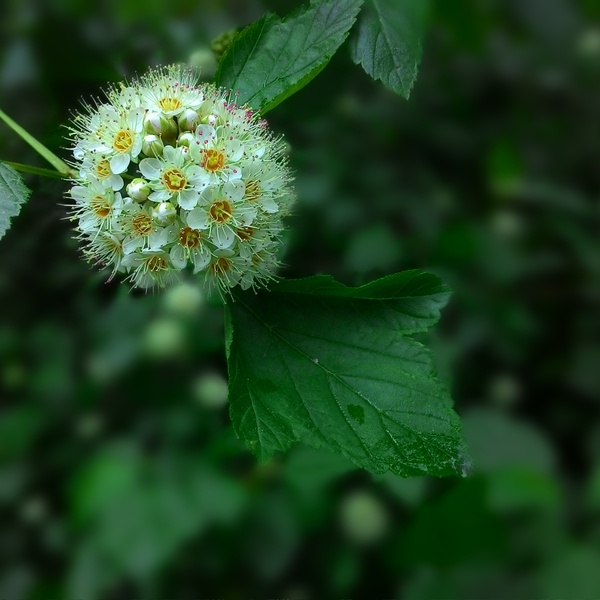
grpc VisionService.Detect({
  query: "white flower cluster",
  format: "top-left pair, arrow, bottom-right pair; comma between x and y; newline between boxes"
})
67,65 -> 294,292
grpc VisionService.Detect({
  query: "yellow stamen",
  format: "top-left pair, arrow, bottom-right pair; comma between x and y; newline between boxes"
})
132,213 -> 153,236
113,129 -> 134,153
179,227 -> 201,249
158,97 -> 183,112
208,200 -> 232,224
201,149 -> 225,173
161,168 -> 187,192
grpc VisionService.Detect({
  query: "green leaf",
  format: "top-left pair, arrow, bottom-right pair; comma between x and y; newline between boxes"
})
215,0 -> 364,113
0,162 -> 32,241
226,270 -> 469,478
350,0 -> 430,99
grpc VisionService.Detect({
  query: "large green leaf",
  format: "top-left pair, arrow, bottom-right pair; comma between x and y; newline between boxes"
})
350,0 -> 429,99
226,270 -> 469,478
215,0 -> 363,113
0,162 -> 31,240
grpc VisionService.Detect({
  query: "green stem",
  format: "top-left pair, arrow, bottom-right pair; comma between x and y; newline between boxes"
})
1,160 -> 67,180
0,107 -> 76,178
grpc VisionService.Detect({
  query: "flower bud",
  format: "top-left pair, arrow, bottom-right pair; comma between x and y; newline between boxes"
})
178,109 -> 201,132
144,111 -> 178,139
126,177 -> 151,202
177,131 -> 195,148
142,134 -> 164,157
152,201 -> 177,226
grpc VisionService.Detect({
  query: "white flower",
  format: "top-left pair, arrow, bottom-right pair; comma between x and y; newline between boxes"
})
116,202 -> 176,255
189,124 -> 244,185
169,212 -> 212,273
237,161 -> 289,214
186,184 -> 256,249
67,64 -> 294,292
70,177 -> 123,234
73,104 -> 145,174
78,153 -> 124,191
139,145 -> 209,209
82,231 -> 126,279
204,250 -> 246,292
121,250 -> 179,289
239,246 -> 280,290
140,68 -> 205,116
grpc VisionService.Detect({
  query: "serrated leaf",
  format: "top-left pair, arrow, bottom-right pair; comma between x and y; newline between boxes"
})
0,162 -> 31,240
226,270 -> 469,478
215,0 -> 363,113
350,0 -> 429,99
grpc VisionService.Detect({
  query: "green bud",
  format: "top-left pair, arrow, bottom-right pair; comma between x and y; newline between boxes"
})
127,177 -> 151,202
177,131 -> 195,148
152,201 -> 177,226
142,134 -> 164,157
178,109 -> 201,132
144,111 -> 178,138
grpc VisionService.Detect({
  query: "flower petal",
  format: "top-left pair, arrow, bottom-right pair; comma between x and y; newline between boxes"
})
192,246 -> 211,273
186,207 -> 210,230
170,245 -> 187,270
163,145 -> 182,166
123,235 -> 142,255
178,189 -> 199,210
139,158 -> 162,180
223,179 -> 245,202
211,225 -> 235,249
110,153 -> 131,174
238,205 -> 258,225
195,124 -> 216,145
149,190 -> 171,202
260,197 -> 279,214
226,139 -> 244,162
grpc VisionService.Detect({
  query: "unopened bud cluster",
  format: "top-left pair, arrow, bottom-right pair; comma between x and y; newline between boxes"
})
67,65 -> 294,291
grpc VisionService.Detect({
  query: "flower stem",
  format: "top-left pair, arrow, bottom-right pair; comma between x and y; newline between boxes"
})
0,107 -> 76,178
1,160 -> 67,180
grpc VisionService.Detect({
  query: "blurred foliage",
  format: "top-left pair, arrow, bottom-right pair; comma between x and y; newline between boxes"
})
1,0 -> 599,597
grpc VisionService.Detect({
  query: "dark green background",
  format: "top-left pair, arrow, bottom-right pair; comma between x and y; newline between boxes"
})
1,0 -> 600,597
